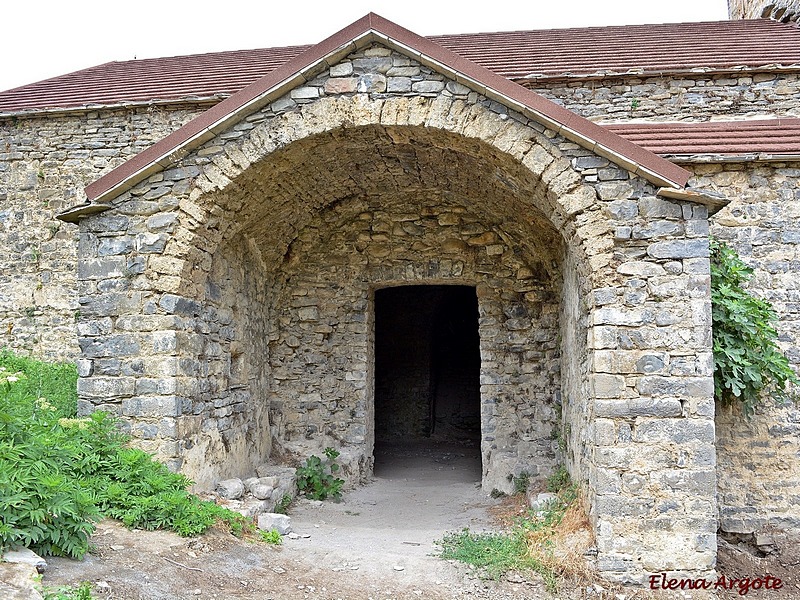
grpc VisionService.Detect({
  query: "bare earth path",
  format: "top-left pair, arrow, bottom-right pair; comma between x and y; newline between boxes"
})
43,443 -> 550,599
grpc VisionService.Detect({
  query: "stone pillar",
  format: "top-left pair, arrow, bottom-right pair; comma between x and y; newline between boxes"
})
75,209 -> 190,472
586,198 -> 717,583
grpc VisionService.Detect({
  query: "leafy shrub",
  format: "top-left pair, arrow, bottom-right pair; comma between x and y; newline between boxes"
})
0,370 -> 100,557
42,581 -> 94,600
0,350 -> 78,417
710,239 -> 799,416
0,353 -> 249,558
296,447 -> 344,501
258,528 -> 282,544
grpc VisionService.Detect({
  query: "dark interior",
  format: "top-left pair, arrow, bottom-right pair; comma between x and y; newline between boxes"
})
373,285 -> 481,475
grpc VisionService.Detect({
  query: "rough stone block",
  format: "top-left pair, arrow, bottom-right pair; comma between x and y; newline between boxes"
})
159,294 -> 201,316
412,80 -> 445,93
592,374 -> 627,398
290,87 -> 320,99
122,395 -> 183,418
647,240 -> 708,259
324,78 -> 358,94
639,196 -> 683,219
357,74 -> 386,93
386,77 -> 412,93
633,418 -> 715,444
329,62 -> 353,77
616,261 -> 666,277
216,478 -> 245,500
257,513 -> 292,535
595,398 -> 682,418
636,376 -> 713,398
2,548 -> 47,574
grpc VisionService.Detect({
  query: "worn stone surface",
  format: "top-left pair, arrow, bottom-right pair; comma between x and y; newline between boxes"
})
257,513 -> 292,535
729,0 -> 800,21
0,107 -> 201,360
0,561 -> 43,600
215,478 -> 245,500
530,73 -> 800,122
689,161 -> 800,535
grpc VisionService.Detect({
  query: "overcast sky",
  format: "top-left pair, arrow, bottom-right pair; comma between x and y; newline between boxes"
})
1,0 -> 730,93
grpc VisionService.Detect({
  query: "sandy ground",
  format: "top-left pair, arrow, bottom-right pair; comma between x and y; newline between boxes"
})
38,442 -> 800,600
43,442 -> 551,599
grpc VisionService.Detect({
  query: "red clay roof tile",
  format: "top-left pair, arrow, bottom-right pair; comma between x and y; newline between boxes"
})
607,119 -> 800,157
3,19 -> 800,114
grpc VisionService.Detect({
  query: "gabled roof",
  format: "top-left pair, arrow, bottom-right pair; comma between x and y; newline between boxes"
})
79,13 -> 689,210
3,19 -> 800,115
608,118 -> 800,160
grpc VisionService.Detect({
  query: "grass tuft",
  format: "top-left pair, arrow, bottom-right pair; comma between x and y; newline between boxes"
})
438,466 -> 592,593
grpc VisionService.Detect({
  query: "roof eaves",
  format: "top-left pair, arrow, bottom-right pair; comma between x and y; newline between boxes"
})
667,152 -> 800,163
83,29 -> 379,204
518,63 -> 800,83
0,96 -> 225,119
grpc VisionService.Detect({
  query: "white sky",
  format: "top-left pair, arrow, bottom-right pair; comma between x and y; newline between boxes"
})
1,0 -> 730,93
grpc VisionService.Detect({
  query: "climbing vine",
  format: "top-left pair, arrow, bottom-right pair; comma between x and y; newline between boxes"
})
710,238 -> 798,416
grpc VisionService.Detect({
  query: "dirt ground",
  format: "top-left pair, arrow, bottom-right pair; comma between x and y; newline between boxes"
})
40,443 -> 800,600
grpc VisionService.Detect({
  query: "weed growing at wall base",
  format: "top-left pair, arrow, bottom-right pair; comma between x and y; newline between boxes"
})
438,468 -> 588,592
296,447 -> 344,501
0,351 -> 250,558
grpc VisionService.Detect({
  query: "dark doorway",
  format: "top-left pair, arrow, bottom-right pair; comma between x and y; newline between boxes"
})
373,285 -> 481,476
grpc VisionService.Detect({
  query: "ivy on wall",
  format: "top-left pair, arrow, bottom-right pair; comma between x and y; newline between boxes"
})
710,238 -> 799,416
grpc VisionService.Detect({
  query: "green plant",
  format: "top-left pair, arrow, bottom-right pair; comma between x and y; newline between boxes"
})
273,494 -> 292,515
513,472 -> 530,495
0,351 -> 251,559
258,528 -> 282,544
295,447 -> 344,501
710,239 -> 799,416
439,465 -> 581,592
630,98 -> 640,110
546,466 -> 570,493
0,349 -> 78,416
439,528 -> 543,581
42,581 -> 94,600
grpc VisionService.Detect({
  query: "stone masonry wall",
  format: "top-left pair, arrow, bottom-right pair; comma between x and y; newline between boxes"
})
0,107 -> 202,361
689,161 -> 800,534
266,191 -> 562,489
530,73 -> 800,122
729,0 -> 800,21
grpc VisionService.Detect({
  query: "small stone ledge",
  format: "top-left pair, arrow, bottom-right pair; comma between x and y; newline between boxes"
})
657,187 -> 729,214
56,202 -> 113,223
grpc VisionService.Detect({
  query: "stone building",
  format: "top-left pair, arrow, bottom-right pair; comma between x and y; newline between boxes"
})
1,6 -> 799,585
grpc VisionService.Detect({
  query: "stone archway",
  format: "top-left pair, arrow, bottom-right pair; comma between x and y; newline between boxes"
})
74,58 -> 717,582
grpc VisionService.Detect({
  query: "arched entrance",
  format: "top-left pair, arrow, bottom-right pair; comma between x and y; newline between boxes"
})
72,34 -> 717,578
